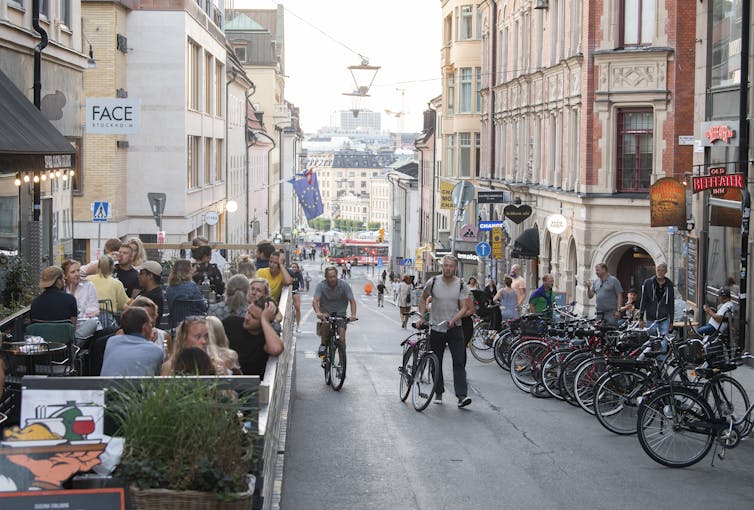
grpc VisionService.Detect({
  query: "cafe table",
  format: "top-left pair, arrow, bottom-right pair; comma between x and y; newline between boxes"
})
1,341 -> 68,377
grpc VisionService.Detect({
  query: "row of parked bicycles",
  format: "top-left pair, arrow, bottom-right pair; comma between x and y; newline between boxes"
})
401,304 -> 754,468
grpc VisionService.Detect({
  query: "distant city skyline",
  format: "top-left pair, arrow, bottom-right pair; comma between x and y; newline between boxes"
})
234,0 -> 442,133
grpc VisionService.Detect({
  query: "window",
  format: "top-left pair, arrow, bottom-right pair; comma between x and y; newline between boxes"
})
445,134 -> 456,176
460,68 -> 472,113
40,0 -> 49,18
616,109 -> 653,192
234,46 -> 246,63
621,0 -> 656,47
459,5 -> 473,40
474,133 -> 481,177
459,133 -> 471,177
60,0 -> 71,26
711,0 -> 742,88
216,62 -> 223,116
205,53 -> 213,114
216,139 -> 223,181
446,71 -> 455,114
187,135 -> 200,188
204,138 -> 212,185
187,40 -> 200,110
475,67 -> 482,113
68,138 -> 82,194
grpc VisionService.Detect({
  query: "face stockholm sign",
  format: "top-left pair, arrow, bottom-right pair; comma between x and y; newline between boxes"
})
86,98 -> 140,134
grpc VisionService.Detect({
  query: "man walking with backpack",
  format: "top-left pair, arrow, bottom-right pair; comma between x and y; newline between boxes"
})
416,255 -> 474,408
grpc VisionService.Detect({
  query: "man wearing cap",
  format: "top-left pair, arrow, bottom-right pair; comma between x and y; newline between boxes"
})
138,261 -> 165,321
30,266 -> 78,325
697,288 -> 736,337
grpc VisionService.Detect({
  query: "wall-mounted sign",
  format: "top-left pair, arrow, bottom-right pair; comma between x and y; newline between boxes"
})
479,220 -> 504,231
678,135 -> 695,146
478,191 -> 506,203
205,211 -> 219,226
686,237 -> 697,303
491,226 -> 504,259
439,179 -> 454,210
504,204 -> 532,224
701,120 -> 739,146
649,177 -> 686,228
460,223 -> 478,240
692,169 -> 744,195
86,98 -> 140,134
456,251 -> 479,262
545,214 -> 568,235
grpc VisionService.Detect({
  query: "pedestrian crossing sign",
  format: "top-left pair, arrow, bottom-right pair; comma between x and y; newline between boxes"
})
92,201 -> 109,222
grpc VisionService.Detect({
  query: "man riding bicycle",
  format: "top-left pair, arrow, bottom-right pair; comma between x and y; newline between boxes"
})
313,266 -> 358,358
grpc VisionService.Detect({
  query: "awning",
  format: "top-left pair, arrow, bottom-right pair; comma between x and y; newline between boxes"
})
510,227 -> 540,259
0,69 -> 76,174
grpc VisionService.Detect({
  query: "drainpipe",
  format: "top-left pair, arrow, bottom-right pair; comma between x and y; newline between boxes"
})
737,0 -> 750,351
32,0 -> 47,222
225,69 -> 240,246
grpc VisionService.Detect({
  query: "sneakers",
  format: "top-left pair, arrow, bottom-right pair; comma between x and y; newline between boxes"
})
457,396 -> 472,408
434,394 -> 443,404
317,345 -> 327,358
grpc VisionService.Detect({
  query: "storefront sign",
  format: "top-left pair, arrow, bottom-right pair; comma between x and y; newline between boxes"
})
649,177 -> 686,227
86,98 -> 140,134
701,120 -> 738,146
504,204 -> 533,224
456,251 -> 479,262
491,226 -> 504,259
439,179 -> 454,210
478,191 -> 506,203
545,214 -> 568,235
686,237 -> 697,303
692,169 -> 744,195
479,220 -> 504,231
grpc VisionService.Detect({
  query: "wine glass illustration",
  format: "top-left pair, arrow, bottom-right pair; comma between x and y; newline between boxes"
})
71,415 -> 96,440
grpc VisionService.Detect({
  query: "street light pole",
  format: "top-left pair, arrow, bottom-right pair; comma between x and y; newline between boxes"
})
737,0 -> 751,351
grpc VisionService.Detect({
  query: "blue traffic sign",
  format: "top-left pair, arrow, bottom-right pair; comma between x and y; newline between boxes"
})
475,242 -> 491,257
377,257 -> 383,267
479,220 -> 505,231
93,201 -> 109,222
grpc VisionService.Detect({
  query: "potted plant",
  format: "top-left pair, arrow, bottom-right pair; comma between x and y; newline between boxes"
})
108,377 -> 257,510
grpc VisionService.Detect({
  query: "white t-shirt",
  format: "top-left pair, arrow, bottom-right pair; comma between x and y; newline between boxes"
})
709,300 -> 735,331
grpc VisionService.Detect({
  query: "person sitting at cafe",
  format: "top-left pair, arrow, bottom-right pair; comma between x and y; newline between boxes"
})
138,260 -> 165,322
191,244 -> 225,298
30,266 -> 78,326
114,243 -> 141,298
208,274 -> 249,321
166,259 -> 205,319
100,307 -> 164,377
255,250 -> 292,304
87,255 -> 130,314
162,316 -> 218,375
172,347 -> 216,376
62,259 -> 100,343
80,238 -> 122,276
222,296 -> 284,379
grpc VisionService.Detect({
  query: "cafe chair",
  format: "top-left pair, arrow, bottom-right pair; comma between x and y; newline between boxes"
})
25,321 -> 78,376
168,299 -> 208,331
99,299 -> 119,332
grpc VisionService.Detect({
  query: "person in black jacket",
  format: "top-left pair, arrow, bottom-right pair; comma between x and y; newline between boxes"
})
192,245 -> 225,298
639,263 -> 674,335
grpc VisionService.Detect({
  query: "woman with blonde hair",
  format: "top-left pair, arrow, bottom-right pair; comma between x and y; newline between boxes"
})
236,255 -> 256,279
86,255 -> 130,320
62,259 -> 100,342
127,237 -> 147,268
162,316 -> 214,375
208,274 -> 249,321
206,316 -> 241,374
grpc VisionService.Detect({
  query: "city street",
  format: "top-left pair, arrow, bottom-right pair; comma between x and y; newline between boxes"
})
282,261 -> 754,509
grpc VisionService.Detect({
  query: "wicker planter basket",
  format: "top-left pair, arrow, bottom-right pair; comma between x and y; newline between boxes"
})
131,487 -> 253,510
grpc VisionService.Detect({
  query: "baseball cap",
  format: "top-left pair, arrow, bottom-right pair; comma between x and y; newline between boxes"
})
719,287 -> 731,298
140,260 -> 163,277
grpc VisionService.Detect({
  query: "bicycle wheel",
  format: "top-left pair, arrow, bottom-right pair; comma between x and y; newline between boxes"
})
574,358 -> 608,415
559,351 -> 590,406
540,348 -> 570,400
469,321 -> 495,363
399,342 -> 416,402
330,340 -> 346,391
594,370 -> 647,435
493,331 -> 516,371
412,353 -> 439,412
704,375 -> 751,437
637,387 -> 715,468
510,340 -> 549,393
323,344 -> 332,386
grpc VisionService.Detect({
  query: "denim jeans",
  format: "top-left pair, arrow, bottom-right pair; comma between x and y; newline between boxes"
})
696,323 -> 716,336
429,326 -> 468,398
647,318 -> 670,336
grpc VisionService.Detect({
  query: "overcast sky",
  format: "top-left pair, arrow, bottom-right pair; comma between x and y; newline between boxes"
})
234,0 -> 442,133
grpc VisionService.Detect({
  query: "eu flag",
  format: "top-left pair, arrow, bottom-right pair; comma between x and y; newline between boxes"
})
291,171 -> 324,221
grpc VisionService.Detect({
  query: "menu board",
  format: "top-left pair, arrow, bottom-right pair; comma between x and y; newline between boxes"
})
686,237 -> 698,303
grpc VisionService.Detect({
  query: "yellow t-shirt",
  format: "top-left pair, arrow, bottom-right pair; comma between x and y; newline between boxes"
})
86,274 -> 130,311
256,268 -> 284,303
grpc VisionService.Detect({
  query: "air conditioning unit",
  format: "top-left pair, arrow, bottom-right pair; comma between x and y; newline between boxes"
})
534,0 -> 548,8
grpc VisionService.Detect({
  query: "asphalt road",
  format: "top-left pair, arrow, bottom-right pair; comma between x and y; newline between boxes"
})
281,262 -> 754,510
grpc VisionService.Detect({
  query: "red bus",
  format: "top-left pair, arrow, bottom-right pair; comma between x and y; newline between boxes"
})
329,239 -> 389,266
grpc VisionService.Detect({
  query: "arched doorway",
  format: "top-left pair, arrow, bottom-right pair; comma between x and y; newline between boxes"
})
614,245 -> 655,293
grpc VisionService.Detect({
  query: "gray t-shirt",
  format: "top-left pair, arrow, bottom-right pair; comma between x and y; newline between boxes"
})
314,279 -> 354,315
424,276 -> 470,333
593,275 -> 623,313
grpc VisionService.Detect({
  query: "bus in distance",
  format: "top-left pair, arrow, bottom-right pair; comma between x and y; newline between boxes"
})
328,239 -> 389,266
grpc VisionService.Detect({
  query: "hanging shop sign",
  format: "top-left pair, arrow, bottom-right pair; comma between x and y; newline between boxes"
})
503,204 -> 533,224
692,168 -> 745,195
701,120 -> 739,146
545,214 -> 568,235
440,179 -> 455,210
649,177 -> 686,228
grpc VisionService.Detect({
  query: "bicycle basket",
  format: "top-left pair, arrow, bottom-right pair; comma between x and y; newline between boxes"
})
619,330 -> 649,348
704,339 -> 729,368
520,317 -> 546,336
678,339 -> 705,365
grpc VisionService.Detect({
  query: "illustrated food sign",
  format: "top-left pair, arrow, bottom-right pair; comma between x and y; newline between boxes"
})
86,98 -> 140,134
692,167 -> 744,195
649,177 -> 686,228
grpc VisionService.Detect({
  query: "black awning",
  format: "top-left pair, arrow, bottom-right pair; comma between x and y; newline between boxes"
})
510,227 -> 540,259
0,68 -> 75,173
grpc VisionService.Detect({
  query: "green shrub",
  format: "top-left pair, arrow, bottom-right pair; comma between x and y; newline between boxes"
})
1,255 -> 33,311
